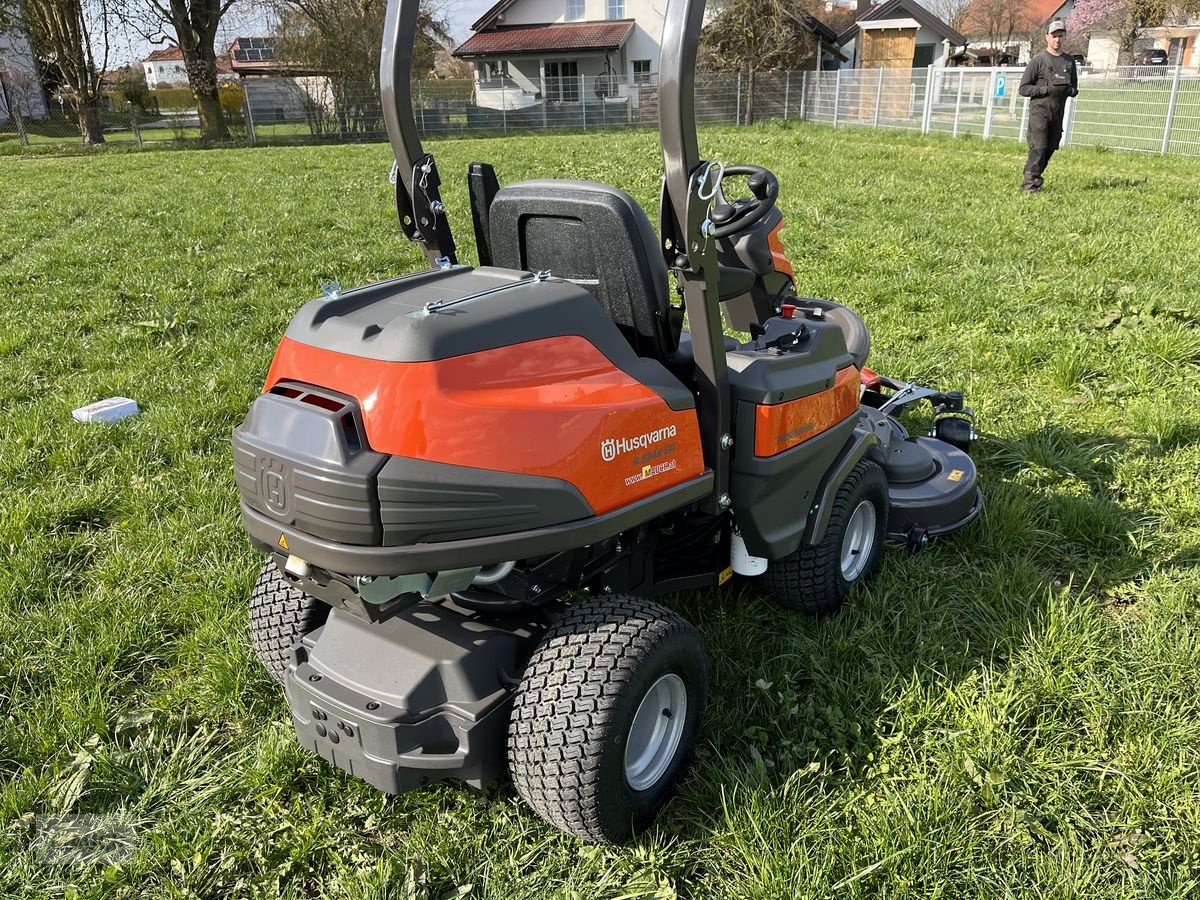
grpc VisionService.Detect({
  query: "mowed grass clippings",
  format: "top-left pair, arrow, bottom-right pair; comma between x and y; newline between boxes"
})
0,125 -> 1197,899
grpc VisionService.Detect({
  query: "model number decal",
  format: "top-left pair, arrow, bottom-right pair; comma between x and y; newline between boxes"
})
633,443 -> 677,466
600,425 -> 678,462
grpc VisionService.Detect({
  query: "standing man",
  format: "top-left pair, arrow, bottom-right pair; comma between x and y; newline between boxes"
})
1018,20 -> 1078,192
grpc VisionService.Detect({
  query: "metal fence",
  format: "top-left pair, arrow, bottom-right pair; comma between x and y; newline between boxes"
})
0,95 -> 246,148
4,66 -> 1199,157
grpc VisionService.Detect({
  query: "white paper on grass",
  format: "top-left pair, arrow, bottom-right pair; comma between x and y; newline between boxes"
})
72,397 -> 140,423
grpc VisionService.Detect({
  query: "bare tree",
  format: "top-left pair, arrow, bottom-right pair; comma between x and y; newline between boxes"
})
961,0 -> 1039,59
271,0 -> 451,131
123,0 -> 237,141
700,0 -> 824,124
273,0 -> 450,86
921,0 -> 973,31
12,0 -> 113,143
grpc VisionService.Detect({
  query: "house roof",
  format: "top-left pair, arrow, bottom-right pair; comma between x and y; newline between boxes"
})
144,46 -> 184,63
837,0 -> 967,47
803,12 -> 840,45
471,0 -> 522,33
453,21 -> 635,58
228,37 -> 287,74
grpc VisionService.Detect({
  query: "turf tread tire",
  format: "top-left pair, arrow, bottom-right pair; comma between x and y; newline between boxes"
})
249,561 -> 330,684
506,595 -> 707,844
761,458 -> 888,615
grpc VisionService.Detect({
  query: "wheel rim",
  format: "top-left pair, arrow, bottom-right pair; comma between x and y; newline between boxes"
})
840,500 -> 877,582
624,673 -> 687,792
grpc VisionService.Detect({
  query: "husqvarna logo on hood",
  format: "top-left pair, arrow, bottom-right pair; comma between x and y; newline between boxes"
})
600,425 -> 677,461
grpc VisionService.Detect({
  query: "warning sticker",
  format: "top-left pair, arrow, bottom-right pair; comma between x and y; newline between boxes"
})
947,469 -> 964,482
719,566 -> 733,585
278,534 -> 289,550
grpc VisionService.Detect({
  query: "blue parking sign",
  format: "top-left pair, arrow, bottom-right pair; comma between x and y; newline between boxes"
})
996,73 -> 1007,97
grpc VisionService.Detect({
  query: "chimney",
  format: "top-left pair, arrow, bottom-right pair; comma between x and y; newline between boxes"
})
856,0 -> 873,14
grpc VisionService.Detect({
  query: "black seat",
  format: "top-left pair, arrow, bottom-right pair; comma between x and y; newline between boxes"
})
488,180 -> 677,362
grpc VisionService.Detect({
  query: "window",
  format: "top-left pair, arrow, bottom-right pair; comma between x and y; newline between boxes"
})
566,0 -> 584,20
545,61 -> 580,102
607,0 -> 624,18
633,59 -> 652,84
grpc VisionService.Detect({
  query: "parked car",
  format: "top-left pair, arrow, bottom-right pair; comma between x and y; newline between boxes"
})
1135,48 -> 1168,65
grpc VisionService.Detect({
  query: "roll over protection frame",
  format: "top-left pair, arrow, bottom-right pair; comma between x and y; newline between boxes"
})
380,0 -> 457,265
379,0 -> 730,511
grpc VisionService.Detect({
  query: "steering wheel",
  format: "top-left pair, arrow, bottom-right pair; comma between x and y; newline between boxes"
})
708,164 -> 779,239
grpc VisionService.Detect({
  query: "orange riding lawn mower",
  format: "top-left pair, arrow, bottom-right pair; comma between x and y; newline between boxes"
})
233,0 -> 982,844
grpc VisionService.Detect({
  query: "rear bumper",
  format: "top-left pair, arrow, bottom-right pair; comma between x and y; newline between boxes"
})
283,602 -> 546,792
286,658 -> 512,792
243,472 -> 713,577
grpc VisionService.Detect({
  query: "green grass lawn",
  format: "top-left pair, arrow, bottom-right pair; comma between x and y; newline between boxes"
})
1,123 -> 1198,898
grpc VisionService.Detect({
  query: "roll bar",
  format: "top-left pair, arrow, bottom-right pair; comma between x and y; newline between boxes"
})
658,0 -> 731,513
657,0 -> 704,253
379,0 -> 730,510
381,0 -> 457,265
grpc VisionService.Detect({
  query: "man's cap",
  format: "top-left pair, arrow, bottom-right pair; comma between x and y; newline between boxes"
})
1047,19 -> 1066,34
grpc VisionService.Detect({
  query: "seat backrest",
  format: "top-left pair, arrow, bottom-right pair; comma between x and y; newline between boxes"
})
488,180 -> 675,361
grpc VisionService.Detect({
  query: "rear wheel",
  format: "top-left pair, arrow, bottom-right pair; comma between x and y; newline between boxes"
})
761,459 -> 888,615
507,595 -> 707,844
249,561 -> 330,684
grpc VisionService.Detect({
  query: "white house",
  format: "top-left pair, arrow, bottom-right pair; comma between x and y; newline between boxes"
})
452,0 -> 665,110
143,46 -> 188,88
1085,18 -> 1199,70
0,19 -> 49,122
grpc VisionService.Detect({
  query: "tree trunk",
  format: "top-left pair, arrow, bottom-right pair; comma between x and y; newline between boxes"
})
194,88 -> 227,142
745,68 -> 755,125
185,54 -> 228,143
77,98 -> 106,144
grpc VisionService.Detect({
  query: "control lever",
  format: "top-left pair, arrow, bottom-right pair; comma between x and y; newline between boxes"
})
747,171 -> 769,200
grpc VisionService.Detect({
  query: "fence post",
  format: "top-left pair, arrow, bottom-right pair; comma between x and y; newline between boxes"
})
800,71 -> 808,120
501,83 -> 508,135
783,70 -> 790,120
735,71 -> 742,124
1061,95 -> 1074,147
983,69 -> 996,139
952,68 -> 963,136
873,65 -> 884,127
922,66 -> 935,134
126,101 -> 142,145
540,72 -> 547,129
1018,96 -> 1029,142
1161,62 -> 1183,154
581,74 -> 587,128
833,69 -> 841,126
243,97 -> 256,146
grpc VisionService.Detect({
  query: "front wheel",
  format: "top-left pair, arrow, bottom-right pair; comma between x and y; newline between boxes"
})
506,595 -> 708,844
761,458 -> 888,615
248,560 -> 330,684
